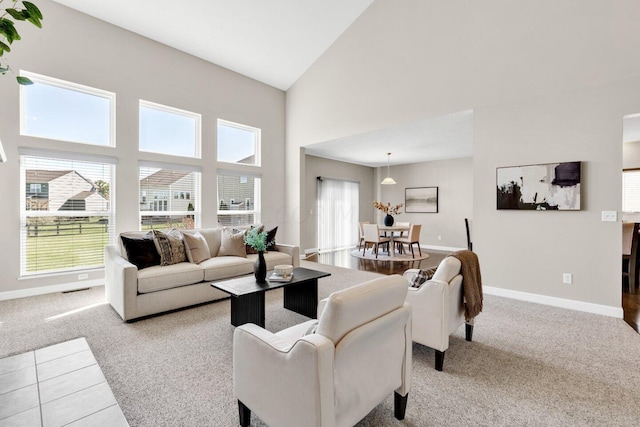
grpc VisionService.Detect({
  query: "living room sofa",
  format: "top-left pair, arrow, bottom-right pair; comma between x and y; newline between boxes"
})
105,227 -> 299,321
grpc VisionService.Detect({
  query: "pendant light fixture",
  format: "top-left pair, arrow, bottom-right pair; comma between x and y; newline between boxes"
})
381,152 -> 396,185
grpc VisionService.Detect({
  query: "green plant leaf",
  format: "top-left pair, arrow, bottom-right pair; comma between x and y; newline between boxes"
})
16,75 -> 33,85
0,40 -> 10,53
5,8 -> 26,21
23,2 -> 42,20
0,18 -> 20,43
0,67 -> 8,73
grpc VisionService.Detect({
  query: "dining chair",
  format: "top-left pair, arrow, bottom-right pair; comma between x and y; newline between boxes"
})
395,224 -> 422,258
362,223 -> 390,258
358,221 -> 370,250
622,222 -> 639,294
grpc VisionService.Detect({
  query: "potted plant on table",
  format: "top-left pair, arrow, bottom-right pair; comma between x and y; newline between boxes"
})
373,201 -> 403,226
244,227 -> 272,284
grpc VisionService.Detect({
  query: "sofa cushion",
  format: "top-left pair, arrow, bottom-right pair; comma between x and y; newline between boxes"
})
200,256 -> 254,281
119,231 -> 152,260
184,228 -> 222,258
218,228 -> 247,258
183,232 -> 211,264
152,229 -> 187,266
137,262 -> 205,294
120,235 -> 160,270
247,251 -> 291,271
265,226 -> 278,251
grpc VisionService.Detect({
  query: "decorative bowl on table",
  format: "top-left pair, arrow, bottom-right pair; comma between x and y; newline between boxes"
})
274,264 -> 293,278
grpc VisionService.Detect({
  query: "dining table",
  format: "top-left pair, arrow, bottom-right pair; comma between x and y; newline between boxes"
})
378,224 -> 410,254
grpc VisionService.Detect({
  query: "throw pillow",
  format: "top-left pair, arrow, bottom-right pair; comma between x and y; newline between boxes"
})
152,229 -> 187,266
218,228 -> 247,258
244,225 -> 265,255
265,226 -> 278,251
120,235 -> 160,270
305,321 -> 319,335
410,267 -> 438,288
182,232 -> 211,264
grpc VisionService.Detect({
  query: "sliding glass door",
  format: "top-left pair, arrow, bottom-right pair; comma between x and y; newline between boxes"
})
317,177 -> 359,253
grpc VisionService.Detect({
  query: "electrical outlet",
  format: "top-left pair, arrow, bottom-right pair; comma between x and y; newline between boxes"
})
563,273 -> 572,284
601,211 -> 617,222
78,274 -> 89,280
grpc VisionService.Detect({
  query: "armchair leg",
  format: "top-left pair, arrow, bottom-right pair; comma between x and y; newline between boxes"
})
394,391 -> 408,420
238,400 -> 251,427
465,322 -> 474,342
435,350 -> 445,371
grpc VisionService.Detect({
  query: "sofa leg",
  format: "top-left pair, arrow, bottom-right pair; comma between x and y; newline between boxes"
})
238,400 -> 251,427
435,350 -> 445,371
394,391 -> 408,420
465,322 -> 474,342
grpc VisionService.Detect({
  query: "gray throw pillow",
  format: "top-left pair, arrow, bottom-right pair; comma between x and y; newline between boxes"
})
410,267 -> 437,288
152,229 -> 187,266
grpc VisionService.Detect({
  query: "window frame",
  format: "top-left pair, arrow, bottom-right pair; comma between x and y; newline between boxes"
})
19,70 -> 116,147
139,100 -> 202,159
217,119 -> 261,166
216,171 -> 261,227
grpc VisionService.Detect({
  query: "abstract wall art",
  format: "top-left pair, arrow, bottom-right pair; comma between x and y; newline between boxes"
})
496,161 -> 581,210
405,187 -> 438,213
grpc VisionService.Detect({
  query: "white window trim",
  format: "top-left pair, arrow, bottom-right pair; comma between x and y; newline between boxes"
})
19,70 -> 116,147
217,118 -> 261,167
139,100 -> 202,159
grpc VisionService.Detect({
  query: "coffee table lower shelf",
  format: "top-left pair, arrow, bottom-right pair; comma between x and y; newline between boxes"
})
211,267 -> 331,328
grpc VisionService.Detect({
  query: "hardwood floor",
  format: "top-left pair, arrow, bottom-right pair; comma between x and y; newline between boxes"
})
310,249 -> 640,334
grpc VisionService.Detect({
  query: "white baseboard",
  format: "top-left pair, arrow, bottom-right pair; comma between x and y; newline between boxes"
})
484,285 -> 624,318
0,279 -> 103,301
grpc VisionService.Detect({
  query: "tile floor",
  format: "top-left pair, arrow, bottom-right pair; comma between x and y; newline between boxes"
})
0,338 -> 128,427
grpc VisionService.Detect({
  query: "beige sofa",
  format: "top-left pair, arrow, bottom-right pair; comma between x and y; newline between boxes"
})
105,227 -> 299,321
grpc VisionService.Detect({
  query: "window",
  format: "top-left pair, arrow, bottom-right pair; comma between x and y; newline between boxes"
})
623,169 -> 640,212
140,101 -> 201,158
20,151 -> 115,276
317,178 -> 359,252
20,71 -> 115,146
217,119 -> 260,165
217,173 -> 260,226
139,164 -> 201,229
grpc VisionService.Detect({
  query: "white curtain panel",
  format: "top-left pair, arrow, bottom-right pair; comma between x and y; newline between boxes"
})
317,177 -> 359,252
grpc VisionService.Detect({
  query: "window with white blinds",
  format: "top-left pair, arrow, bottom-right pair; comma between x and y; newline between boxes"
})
139,164 -> 201,230
20,153 -> 115,276
623,169 -> 640,212
217,172 -> 260,227
317,177 -> 359,252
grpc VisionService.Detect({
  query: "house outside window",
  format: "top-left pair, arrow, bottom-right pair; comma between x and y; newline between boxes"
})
139,165 -> 200,229
20,153 -> 115,276
217,173 -> 260,226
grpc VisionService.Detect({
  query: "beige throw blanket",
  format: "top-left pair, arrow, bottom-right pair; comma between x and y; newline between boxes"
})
450,250 -> 483,320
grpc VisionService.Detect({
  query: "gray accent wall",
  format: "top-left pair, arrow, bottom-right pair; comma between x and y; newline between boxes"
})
0,0 -> 285,295
286,0 -> 640,312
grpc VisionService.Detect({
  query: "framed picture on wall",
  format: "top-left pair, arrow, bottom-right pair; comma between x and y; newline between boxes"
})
405,187 -> 438,213
496,161 -> 581,210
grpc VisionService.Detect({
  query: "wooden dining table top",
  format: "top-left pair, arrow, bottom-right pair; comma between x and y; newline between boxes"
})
378,225 -> 410,232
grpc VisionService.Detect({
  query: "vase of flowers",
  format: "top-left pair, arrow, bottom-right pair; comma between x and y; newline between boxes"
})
373,201 -> 403,226
244,227 -> 272,284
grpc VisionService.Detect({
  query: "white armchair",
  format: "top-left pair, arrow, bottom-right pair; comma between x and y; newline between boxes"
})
233,275 -> 412,427
403,256 -> 474,371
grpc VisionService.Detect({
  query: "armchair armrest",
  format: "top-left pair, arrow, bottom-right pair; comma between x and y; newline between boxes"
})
104,245 -> 139,321
233,324 -> 335,427
406,278 -> 451,351
274,243 -> 300,268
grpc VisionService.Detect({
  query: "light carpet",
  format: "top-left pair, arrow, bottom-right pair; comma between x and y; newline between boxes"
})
1,261 -> 640,426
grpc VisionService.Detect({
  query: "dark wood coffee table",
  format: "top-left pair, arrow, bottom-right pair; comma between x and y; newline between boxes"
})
210,267 -> 331,328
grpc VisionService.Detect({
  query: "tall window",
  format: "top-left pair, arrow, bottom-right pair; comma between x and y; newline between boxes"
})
623,169 -> 640,212
140,100 -> 201,158
139,164 -> 201,229
317,178 -> 359,252
217,173 -> 260,226
217,119 -> 260,165
20,152 -> 115,276
20,71 -> 115,146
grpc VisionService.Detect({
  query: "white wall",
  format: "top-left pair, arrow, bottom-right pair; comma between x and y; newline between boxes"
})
0,0 -> 285,295
377,157 -> 472,250
286,0 -> 640,314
